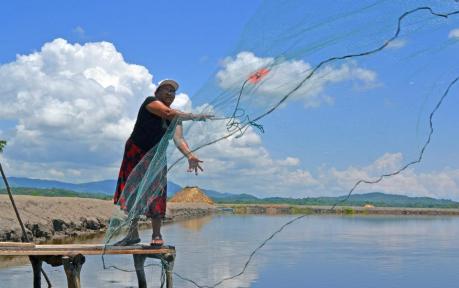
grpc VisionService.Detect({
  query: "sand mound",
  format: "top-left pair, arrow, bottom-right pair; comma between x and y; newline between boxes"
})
169,186 -> 214,204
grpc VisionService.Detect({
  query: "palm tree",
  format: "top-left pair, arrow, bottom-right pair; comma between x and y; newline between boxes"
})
0,140 -> 6,153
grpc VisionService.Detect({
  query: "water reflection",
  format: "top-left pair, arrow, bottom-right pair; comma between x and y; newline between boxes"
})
178,215 -> 213,232
1,214 -> 459,288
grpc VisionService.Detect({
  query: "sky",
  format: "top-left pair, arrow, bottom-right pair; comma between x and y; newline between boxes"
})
1,0 -> 459,200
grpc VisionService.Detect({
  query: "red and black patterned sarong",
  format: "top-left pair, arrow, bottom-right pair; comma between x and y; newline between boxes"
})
114,138 -> 167,219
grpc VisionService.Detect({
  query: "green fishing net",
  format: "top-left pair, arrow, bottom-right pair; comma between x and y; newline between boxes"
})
102,0 -> 459,286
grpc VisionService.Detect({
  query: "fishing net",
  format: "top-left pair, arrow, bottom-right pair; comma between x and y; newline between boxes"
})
103,0 -> 459,286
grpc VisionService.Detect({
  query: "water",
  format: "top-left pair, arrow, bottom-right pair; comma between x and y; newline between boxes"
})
1,214 -> 459,288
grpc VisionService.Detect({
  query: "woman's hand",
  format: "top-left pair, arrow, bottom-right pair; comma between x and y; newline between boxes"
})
187,154 -> 204,175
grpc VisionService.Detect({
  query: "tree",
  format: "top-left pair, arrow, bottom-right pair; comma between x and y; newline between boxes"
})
0,140 -> 6,153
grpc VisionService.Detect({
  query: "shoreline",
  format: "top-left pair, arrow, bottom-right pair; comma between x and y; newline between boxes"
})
2,195 -> 458,244
219,204 -> 459,216
0,195 -> 216,269
1,197 -> 458,269
0,195 -> 217,244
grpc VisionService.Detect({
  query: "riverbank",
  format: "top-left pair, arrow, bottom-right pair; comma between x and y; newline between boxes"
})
0,195 -> 216,243
3,196 -> 458,243
219,204 -> 459,216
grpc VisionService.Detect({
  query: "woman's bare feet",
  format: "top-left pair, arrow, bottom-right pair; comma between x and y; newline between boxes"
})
150,234 -> 164,246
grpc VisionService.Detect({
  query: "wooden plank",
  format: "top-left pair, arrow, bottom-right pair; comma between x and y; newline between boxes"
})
38,244 -> 174,250
0,242 -> 35,247
0,243 -> 175,256
0,248 -> 174,256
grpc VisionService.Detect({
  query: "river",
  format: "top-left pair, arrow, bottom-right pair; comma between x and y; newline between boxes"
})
1,214 -> 459,287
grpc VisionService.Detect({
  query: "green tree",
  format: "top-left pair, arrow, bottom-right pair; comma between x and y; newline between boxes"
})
0,140 -> 6,153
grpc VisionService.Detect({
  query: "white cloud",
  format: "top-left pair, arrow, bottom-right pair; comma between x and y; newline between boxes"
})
317,153 -> 459,200
170,103 -> 450,200
171,93 -> 192,112
448,28 -> 459,39
170,126 -> 459,200
163,87 -> 459,201
0,153 -> 119,182
167,104 -> 320,197
216,51 -> 377,109
386,38 -> 406,49
1,40 -> 457,202
0,38 -> 159,181
73,26 -> 86,38
277,157 -> 300,167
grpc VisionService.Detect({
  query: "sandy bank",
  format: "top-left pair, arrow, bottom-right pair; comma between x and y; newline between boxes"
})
0,195 -> 216,243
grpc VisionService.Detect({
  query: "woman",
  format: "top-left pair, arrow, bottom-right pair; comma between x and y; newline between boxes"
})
114,79 -> 210,246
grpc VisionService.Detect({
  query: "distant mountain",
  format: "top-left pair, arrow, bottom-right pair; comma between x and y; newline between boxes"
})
3,177 -> 458,208
0,187 -> 111,200
201,188 -> 240,199
214,192 -> 459,209
301,192 -> 459,208
2,177 -> 182,196
200,187 -> 260,201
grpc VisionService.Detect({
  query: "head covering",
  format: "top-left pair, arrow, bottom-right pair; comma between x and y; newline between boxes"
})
155,79 -> 179,92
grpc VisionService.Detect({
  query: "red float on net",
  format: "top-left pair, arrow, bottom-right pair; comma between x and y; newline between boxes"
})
248,68 -> 270,84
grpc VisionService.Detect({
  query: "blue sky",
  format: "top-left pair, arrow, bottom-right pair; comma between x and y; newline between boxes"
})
0,0 -> 261,93
1,0 -> 458,199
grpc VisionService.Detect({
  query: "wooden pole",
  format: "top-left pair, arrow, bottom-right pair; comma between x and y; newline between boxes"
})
0,163 -> 52,287
133,254 -> 147,288
62,255 -> 85,288
163,253 -> 175,288
0,164 -> 27,240
29,256 -> 43,288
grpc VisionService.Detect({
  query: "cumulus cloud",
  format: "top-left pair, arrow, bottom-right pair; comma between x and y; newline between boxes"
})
171,93 -> 192,112
73,26 -> 86,38
216,51 -> 377,109
169,99 -> 458,199
317,153 -> 459,200
166,101 -> 319,197
448,28 -> 459,39
1,40 -> 457,201
386,38 -> 406,49
170,125 -> 459,200
0,38 -> 159,180
169,145 -> 320,197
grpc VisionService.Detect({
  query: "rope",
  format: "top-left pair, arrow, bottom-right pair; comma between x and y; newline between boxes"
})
0,163 -> 53,287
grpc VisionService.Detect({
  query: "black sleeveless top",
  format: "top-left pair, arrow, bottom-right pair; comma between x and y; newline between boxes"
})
129,96 -> 171,151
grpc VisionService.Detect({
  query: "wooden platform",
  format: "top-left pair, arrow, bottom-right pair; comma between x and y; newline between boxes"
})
0,242 -> 174,256
0,242 -> 176,288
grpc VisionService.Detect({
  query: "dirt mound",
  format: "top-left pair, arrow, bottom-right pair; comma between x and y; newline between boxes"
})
169,186 -> 214,204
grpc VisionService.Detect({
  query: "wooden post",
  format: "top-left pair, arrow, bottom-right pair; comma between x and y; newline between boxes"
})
164,253 -> 175,288
29,256 -> 43,288
133,254 -> 147,288
62,254 -> 85,288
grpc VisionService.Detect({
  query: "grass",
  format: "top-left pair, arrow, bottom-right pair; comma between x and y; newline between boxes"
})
343,207 -> 355,215
0,187 -> 111,200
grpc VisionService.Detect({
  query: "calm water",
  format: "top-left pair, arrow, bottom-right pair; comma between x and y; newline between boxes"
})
1,214 -> 459,288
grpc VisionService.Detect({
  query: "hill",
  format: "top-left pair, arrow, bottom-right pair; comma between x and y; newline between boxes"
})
2,177 -> 182,196
213,192 -> 459,209
0,187 -> 111,200
3,177 -> 458,209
